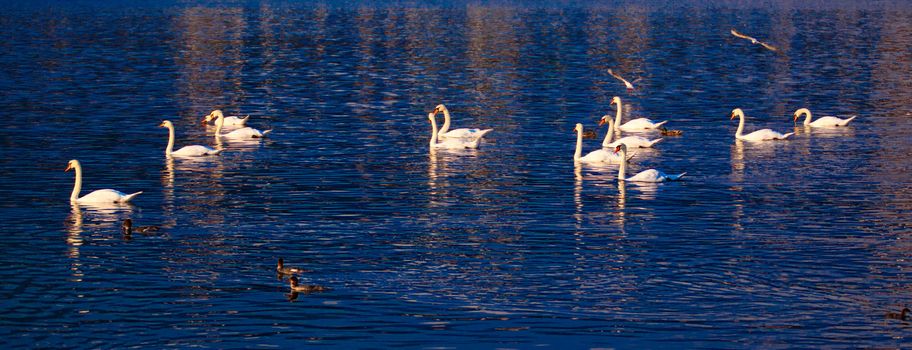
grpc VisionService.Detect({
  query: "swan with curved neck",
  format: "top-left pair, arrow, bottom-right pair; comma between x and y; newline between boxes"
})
433,104 -> 493,140
203,110 -> 249,126
428,112 -> 479,149
793,108 -> 856,127
159,120 -> 222,157
65,160 -> 142,204
214,113 -> 271,139
573,123 -> 633,164
600,116 -> 663,148
730,108 -> 793,141
613,144 -> 685,182
610,96 -> 668,132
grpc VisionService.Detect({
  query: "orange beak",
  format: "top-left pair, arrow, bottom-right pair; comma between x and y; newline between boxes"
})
64,164 -> 73,172
729,113 -> 735,120
793,114 -> 798,122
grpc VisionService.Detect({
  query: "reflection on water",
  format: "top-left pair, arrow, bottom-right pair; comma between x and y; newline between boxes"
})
2,1 -> 912,348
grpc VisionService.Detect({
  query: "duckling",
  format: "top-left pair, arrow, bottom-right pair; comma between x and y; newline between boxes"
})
289,276 -> 327,293
660,126 -> 683,136
276,258 -> 309,275
581,128 -> 598,139
886,307 -> 911,321
122,219 -> 160,236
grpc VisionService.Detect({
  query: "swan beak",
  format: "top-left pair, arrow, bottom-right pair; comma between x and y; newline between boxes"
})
158,122 -> 166,127
793,115 -> 798,122
64,164 -> 73,172
729,113 -> 735,120
598,118 -> 607,127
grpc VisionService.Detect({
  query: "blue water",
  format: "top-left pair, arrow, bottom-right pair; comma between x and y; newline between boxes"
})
1,1 -> 911,348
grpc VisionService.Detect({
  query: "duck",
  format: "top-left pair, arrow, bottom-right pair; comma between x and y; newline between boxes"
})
214,112 -> 271,139
122,219 -> 160,235
289,276 -> 327,293
276,258 -> 309,275
599,116 -> 663,148
793,108 -> 856,128
159,120 -> 222,157
886,307 -> 911,321
660,127 -> 683,136
65,160 -> 142,204
730,108 -> 794,141
202,110 -> 249,126
613,144 -> 685,182
610,96 -> 668,132
432,104 -> 493,141
573,123 -> 634,164
428,112 -> 480,149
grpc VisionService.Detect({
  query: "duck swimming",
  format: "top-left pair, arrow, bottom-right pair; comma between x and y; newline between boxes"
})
122,219 -> 159,236
276,258 -> 309,275
886,307 -> 911,321
289,276 -> 327,293
660,127 -> 683,136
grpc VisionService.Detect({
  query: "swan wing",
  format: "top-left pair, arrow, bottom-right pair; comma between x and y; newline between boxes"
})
78,189 -> 141,203
810,116 -> 854,127
172,145 -> 220,156
619,118 -> 667,131
224,127 -> 268,139
434,137 -> 479,149
626,169 -> 663,182
225,116 -> 249,126
440,128 -> 492,140
742,129 -> 793,141
607,136 -> 662,149
581,149 -> 625,164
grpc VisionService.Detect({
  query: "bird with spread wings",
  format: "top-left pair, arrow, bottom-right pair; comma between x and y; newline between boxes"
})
730,29 -> 779,52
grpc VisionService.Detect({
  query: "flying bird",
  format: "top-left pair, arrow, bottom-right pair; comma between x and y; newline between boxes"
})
730,28 -> 779,52
607,69 -> 635,91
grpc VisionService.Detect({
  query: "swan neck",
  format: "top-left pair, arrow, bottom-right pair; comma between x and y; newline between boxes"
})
70,162 -> 82,202
735,112 -> 745,138
429,118 -> 438,148
215,118 -> 222,138
166,125 -> 175,156
602,120 -> 615,146
439,107 -> 452,135
802,110 -> 812,125
614,100 -> 623,128
574,128 -> 582,161
617,148 -> 626,181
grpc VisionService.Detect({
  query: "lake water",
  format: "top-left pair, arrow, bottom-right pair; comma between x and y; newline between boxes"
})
1,1 -> 911,348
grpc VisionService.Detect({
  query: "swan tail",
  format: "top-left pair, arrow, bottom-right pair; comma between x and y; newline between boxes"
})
209,149 -> 223,155
121,191 -> 143,203
653,120 -> 669,129
475,129 -> 493,139
240,115 -> 250,124
841,116 -> 857,125
648,138 -> 664,147
781,132 -> 795,139
260,129 -> 273,137
667,172 -> 686,181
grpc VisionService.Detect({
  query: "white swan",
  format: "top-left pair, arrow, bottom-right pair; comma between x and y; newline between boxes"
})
574,123 -> 633,164
428,112 -> 480,149
65,160 -> 142,204
613,144 -> 685,182
203,110 -> 248,126
730,108 -> 794,141
214,112 -> 271,139
599,116 -> 663,148
793,108 -> 856,127
433,104 -> 493,140
610,96 -> 668,131
159,120 -> 222,157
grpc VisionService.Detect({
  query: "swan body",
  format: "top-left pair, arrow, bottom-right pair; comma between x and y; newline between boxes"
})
159,120 -> 222,157
289,276 -> 327,293
65,160 -> 142,204
277,258 -> 309,275
613,144 -> 685,182
793,108 -> 856,127
203,110 -> 248,126
573,123 -> 634,164
214,113 -> 271,139
730,108 -> 794,141
433,104 -> 493,140
610,96 -> 668,132
428,112 -> 480,149
600,116 -> 663,148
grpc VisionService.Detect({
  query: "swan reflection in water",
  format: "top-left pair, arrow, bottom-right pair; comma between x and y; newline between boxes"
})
66,203 -> 134,281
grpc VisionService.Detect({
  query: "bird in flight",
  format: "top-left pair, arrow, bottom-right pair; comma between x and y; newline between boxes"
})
730,28 -> 779,52
607,69 -> 635,91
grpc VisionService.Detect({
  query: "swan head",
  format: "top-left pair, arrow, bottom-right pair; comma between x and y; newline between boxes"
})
65,159 -> 79,172
202,110 -> 224,125
610,96 -> 621,106
427,112 -> 437,122
793,108 -> 811,122
613,143 -> 627,155
159,120 -> 173,128
730,108 -> 744,120
432,104 -> 446,114
598,114 -> 614,127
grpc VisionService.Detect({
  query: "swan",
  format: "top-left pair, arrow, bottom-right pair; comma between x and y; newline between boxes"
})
159,120 -> 222,157
613,144 -> 685,182
433,104 -> 493,140
65,160 -> 142,204
277,258 -> 309,275
730,108 -> 794,141
214,112 -> 271,139
793,108 -> 856,127
428,112 -> 480,149
610,96 -> 668,131
202,110 -> 248,126
573,123 -> 634,164
599,116 -> 663,148
730,28 -> 779,52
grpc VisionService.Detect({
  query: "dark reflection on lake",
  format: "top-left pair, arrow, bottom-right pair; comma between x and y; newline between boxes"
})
1,1 -> 911,348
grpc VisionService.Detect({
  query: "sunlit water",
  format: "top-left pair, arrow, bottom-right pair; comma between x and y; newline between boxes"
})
1,1 -> 911,348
